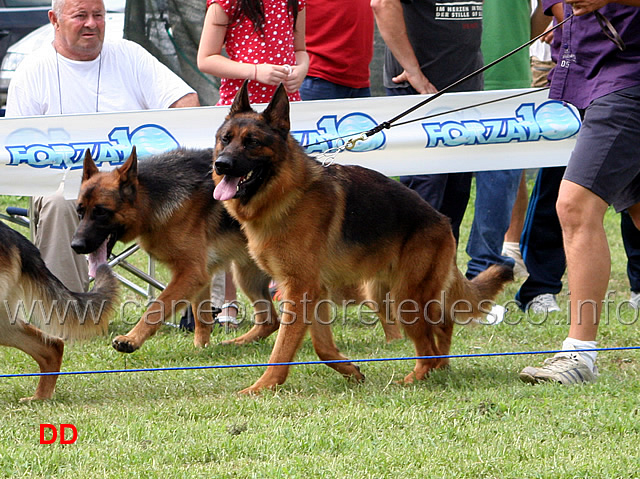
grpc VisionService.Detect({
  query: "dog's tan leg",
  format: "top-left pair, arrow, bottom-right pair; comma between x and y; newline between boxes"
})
432,314 -> 454,370
401,324 -> 439,384
0,321 -> 64,400
391,285 -> 442,384
392,232 -> 455,383
112,269 -> 208,353
192,285 -> 215,348
308,301 -> 364,381
221,260 -> 279,346
364,281 -> 403,342
239,285 -> 309,394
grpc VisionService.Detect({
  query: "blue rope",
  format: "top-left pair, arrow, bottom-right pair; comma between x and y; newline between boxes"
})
2,347 -> 639,379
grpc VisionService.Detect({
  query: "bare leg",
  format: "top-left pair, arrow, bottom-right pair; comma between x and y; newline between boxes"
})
504,171 -> 528,243
557,180 -> 609,341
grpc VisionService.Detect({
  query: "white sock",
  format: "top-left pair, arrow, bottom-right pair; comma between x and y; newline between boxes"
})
562,337 -> 598,372
502,242 -> 519,254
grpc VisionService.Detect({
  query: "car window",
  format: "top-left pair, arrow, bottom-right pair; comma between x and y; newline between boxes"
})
2,1 -> 50,6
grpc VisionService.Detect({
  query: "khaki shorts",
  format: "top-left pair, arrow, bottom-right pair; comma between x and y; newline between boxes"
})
530,56 -> 555,88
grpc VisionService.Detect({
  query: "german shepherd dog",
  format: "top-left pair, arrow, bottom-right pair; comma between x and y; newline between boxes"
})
71,148 -> 285,353
0,221 -> 117,400
212,83 -> 513,394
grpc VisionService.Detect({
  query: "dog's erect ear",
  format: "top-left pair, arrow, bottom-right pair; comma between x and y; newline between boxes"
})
229,80 -> 252,116
118,146 -> 138,185
82,148 -> 100,182
262,83 -> 290,134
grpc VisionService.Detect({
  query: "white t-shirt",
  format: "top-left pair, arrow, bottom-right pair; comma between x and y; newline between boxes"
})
529,0 -> 552,62
5,38 -> 195,117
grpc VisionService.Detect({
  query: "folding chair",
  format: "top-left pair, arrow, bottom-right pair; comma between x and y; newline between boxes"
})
0,206 -> 165,300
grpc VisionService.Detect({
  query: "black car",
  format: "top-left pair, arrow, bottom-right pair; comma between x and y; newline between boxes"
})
0,0 -> 49,111
0,0 -> 49,76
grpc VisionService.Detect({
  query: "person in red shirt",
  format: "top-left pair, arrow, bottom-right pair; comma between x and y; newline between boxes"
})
300,0 -> 373,100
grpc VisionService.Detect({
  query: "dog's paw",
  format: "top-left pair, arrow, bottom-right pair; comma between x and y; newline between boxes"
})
238,377 -> 281,395
238,386 -> 261,396
219,333 -> 256,346
351,364 -> 366,383
193,336 -> 210,348
19,395 -> 49,402
112,335 -> 139,353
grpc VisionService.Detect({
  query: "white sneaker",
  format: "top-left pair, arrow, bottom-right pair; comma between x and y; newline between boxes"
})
482,304 -> 506,325
501,242 -> 529,279
630,292 -> 640,310
520,353 -> 598,385
527,293 -> 561,314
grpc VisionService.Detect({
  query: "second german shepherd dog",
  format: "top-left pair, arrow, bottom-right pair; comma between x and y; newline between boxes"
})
0,221 -> 117,400
71,148 -> 281,353
212,83 -> 513,394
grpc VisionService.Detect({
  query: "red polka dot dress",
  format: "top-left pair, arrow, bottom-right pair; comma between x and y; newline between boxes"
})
209,0 -> 305,105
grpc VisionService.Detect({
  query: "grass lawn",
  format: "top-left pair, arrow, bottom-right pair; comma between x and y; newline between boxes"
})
2,181 -> 640,479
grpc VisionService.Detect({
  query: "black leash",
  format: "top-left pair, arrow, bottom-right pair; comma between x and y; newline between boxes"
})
360,14 -> 575,141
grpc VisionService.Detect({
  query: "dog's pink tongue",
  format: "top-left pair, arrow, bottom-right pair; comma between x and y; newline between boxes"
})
214,176 -> 241,201
88,239 -> 108,278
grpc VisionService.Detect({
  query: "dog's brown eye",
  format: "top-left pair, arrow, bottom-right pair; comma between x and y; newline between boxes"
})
76,207 -> 85,220
245,137 -> 260,149
92,206 -> 111,219
220,133 -> 231,145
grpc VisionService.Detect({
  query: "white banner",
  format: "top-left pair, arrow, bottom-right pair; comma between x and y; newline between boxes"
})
0,88 -> 581,199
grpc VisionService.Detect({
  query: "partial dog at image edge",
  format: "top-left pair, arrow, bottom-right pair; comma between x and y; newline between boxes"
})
0,221 -> 118,400
212,81 -> 514,394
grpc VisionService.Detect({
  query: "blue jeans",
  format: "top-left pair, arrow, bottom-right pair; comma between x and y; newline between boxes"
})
465,169 -> 521,279
400,172 -> 471,244
516,167 -> 565,308
622,211 -> 640,293
300,76 -> 371,100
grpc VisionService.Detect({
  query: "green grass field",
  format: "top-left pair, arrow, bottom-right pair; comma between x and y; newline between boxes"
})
2,184 -> 640,478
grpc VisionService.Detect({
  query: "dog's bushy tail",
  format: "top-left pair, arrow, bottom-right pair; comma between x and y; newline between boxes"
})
446,264 -> 514,324
19,264 -> 119,341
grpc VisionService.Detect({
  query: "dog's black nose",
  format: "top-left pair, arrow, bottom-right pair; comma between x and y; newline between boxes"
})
70,237 -> 87,254
214,155 -> 233,175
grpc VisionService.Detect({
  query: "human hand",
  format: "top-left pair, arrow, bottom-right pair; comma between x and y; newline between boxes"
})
542,28 -> 556,44
283,64 -> 304,93
254,64 -> 293,86
392,70 -> 438,94
565,0 -> 609,15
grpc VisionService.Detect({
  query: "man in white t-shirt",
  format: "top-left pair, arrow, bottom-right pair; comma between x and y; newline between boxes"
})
5,0 -> 199,291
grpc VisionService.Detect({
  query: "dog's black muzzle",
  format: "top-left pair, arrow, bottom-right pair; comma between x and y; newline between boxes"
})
214,155 -> 234,176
